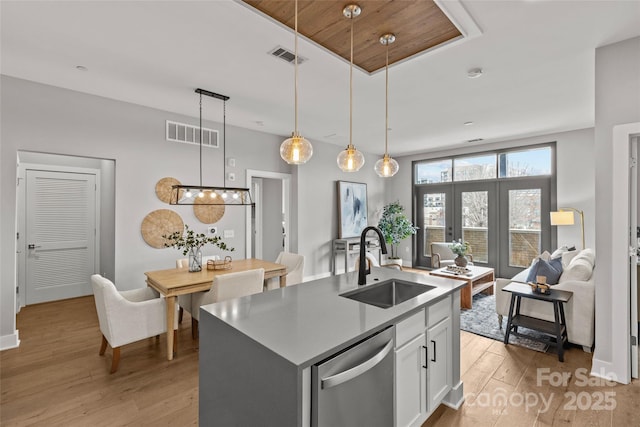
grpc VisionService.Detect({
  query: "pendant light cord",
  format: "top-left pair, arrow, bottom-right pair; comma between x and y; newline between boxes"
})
349,12 -> 354,148
199,92 -> 203,188
385,42 -> 389,156
294,0 -> 299,135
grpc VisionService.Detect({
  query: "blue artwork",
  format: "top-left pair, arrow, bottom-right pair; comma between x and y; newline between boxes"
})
338,181 -> 368,238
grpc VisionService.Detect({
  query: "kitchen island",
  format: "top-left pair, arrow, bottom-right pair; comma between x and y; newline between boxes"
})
199,267 -> 467,426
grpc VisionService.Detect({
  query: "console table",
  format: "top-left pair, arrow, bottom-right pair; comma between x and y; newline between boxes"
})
331,238 -> 381,275
502,282 -> 573,362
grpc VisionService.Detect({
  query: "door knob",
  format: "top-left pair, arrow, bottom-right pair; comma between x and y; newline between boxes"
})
28,244 -> 41,249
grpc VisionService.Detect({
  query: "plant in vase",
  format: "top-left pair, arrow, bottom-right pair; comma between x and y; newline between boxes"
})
378,201 -> 418,265
163,224 -> 234,272
449,239 -> 470,267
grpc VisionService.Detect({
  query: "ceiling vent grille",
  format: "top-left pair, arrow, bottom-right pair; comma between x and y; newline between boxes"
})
166,120 -> 219,148
268,46 -> 307,65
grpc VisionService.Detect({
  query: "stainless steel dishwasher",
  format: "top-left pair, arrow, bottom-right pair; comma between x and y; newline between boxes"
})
311,326 -> 394,427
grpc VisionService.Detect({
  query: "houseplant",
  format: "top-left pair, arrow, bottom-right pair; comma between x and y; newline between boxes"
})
163,224 -> 234,272
378,201 -> 418,264
449,239 -> 470,267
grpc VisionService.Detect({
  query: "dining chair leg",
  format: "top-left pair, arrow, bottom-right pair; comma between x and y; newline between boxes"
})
178,307 -> 184,324
99,334 -> 108,356
191,318 -> 199,340
110,347 -> 121,374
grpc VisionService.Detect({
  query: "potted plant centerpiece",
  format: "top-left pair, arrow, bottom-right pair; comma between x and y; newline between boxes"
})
450,239 -> 470,267
378,201 -> 418,267
163,224 -> 234,272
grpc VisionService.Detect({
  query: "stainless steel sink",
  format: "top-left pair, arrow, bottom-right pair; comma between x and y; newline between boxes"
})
340,279 -> 435,309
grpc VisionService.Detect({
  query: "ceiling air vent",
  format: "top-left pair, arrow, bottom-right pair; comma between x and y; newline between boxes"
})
268,46 -> 307,65
166,120 -> 219,148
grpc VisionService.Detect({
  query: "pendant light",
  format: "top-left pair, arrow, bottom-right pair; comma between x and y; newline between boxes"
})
337,4 -> 365,173
280,0 -> 313,165
374,33 -> 400,178
169,88 -> 253,206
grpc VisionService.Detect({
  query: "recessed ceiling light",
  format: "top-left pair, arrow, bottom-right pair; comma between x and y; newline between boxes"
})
75,65 -> 88,71
255,121 -> 264,126
464,121 -> 474,126
467,68 -> 483,78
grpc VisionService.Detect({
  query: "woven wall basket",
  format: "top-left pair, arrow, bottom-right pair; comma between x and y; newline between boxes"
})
141,209 -> 184,248
155,177 -> 182,204
193,197 -> 225,224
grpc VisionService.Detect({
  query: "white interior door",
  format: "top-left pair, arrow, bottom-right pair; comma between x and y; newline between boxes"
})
25,170 -> 96,304
631,139 -> 639,379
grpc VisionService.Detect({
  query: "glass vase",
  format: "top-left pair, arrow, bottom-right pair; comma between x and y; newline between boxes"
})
188,247 -> 203,272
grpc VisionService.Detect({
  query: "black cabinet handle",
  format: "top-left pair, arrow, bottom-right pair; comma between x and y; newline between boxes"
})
431,340 -> 436,362
422,345 -> 428,369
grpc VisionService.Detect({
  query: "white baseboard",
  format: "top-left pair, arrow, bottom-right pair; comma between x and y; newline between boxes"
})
0,330 -> 20,351
302,272 -> 332,283
591,357 -> 628,385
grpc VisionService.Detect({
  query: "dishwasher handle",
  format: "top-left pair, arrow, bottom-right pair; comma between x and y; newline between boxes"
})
321,339 -> 394,390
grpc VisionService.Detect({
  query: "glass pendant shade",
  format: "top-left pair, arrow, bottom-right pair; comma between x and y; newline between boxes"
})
374,154 -> 399,177
337,144 -> 365,172
280,132 -> 313,164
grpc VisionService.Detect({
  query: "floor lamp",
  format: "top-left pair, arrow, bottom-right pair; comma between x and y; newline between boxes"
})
550,207 -> 585,249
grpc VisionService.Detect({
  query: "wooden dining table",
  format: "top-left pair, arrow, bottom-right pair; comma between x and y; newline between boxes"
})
145,258 -> 287,360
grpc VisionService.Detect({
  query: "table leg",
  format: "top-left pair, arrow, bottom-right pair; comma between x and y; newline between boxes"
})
504,294 -> 517,344
553,302 -> 564,362
166,295 -> 176,361
279,274 -> 287,288
460,281 -> 472,309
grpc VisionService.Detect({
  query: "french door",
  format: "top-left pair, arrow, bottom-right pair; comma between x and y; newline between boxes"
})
415,180 -> 550,277
416,182 -> 498,269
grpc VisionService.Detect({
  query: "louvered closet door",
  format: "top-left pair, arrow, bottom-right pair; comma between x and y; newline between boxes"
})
26,170 -> 96,304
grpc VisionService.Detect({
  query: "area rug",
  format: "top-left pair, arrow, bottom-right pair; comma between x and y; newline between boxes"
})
460,293 -> 549,353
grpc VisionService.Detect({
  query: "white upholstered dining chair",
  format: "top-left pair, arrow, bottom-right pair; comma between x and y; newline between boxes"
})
265,251 -> 305,290
91,274 -> 177,373
187,268 -> 265,339
175,256 -> 219,325
354,252 -> 403,271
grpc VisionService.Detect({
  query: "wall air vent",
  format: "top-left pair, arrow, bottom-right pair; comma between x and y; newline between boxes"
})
268,46 -> 307,65
166,120 -> 219,148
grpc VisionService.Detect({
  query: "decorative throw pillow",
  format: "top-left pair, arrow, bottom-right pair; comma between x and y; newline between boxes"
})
526,257 -> 563,285
558,249 -> 595,283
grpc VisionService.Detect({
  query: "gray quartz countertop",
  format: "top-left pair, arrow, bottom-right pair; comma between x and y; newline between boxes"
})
200,267 -> 467,368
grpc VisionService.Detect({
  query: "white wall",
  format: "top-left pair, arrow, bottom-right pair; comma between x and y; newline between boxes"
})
0,75 -> 390,346
388,128 -> 596,266
296,142 -> 386,278
593,36 -> 640,382
0,75 -> 291,345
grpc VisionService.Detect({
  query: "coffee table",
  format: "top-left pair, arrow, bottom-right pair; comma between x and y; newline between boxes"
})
430,265 -> 495,309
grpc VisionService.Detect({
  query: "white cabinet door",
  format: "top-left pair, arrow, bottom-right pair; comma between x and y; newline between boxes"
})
395,333 -> 426,427
427,317 -> 452,413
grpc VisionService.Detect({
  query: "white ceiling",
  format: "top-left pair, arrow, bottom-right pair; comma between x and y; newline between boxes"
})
2,0 -> 639,156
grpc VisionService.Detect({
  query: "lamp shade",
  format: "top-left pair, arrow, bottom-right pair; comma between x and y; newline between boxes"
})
337,144 -> 365,172
280,132 -> 313,164
550,211 -> 574,226
374,154 -> 399,177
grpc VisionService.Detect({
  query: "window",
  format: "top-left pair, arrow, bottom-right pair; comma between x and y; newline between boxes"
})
499,147 -> 552,178
453,154 -> 496,181
415,160 -> 452,184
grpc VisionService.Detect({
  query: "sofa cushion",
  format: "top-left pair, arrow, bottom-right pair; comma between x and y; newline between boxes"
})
559,248 -> 595,283
526,257 -> 563,285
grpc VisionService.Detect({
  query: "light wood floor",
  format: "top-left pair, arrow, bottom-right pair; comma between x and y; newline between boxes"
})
1,296 -> 638,426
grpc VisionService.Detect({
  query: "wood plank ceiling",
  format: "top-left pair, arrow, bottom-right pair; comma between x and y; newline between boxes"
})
242,0 -> 462,73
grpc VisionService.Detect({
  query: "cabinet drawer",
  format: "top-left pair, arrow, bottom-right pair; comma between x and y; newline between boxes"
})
428,296 -> 451,327
395,308 -> 426,347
